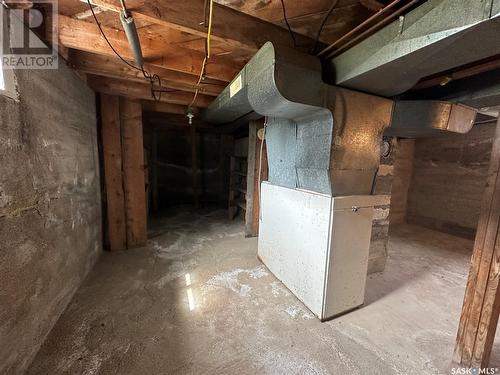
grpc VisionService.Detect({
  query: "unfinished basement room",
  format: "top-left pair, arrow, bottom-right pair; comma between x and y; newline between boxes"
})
2,0 -> 500,374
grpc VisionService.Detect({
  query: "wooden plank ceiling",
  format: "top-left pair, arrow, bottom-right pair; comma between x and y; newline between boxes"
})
57,0 -> 394,113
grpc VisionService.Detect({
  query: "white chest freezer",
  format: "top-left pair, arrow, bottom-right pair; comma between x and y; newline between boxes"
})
258,181 -> 376,321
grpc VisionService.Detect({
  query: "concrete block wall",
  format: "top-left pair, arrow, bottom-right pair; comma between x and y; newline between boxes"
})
368,138 -> 397,274
0,63 -> 101,372
390,139 -> 415,225
407,121 -> 496,238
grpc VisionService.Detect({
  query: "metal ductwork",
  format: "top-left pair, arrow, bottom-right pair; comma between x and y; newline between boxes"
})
386,100 -> 477,137
325,0 -> 500,97
203,14 -> 492,317
204,42 -> 395,320
203,42 -> 394,196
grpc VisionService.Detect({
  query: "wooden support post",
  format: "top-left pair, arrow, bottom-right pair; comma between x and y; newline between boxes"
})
120,98 -> 147,247
100,94 -> 127,250
228,156 -> 238,220
454,116 -> 500,368
191,124 -> 199,209
245,120 -> 268,237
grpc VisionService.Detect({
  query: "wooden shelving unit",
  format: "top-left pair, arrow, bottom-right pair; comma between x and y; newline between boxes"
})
228,155 -> 247,220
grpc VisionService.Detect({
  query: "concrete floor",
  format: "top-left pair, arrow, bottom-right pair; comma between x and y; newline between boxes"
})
28,209 -> 500,374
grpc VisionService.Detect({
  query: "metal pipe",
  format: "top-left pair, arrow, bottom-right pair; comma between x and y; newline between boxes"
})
317,0 -> 403,57
120,11 -> 144,67
325,0 -> 420,59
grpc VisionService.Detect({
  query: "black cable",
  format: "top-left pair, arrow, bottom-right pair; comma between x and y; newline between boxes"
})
86,0 -> 164,102
279,0 -> 297,48
87,0 -> 141,72
312,0 -> 339,54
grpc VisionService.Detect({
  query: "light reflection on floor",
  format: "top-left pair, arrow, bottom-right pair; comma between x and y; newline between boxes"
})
185,273 -> 195,311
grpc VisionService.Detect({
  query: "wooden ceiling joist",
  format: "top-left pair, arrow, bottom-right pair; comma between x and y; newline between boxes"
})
58,15 -> 242,82
69,50 -> 223,97
141,100 -> 196,115
84,0 -> 314,52
87,75 -> 213,107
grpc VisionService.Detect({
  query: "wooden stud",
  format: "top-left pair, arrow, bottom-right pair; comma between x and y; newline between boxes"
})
228,156 -> 238,220
454,115 -> 500,368
120,98 -> 148,247
100,94 -> 127,250
245,120 -> 268,237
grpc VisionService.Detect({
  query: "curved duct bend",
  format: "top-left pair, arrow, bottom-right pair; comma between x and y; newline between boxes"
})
203,42 -> 394,196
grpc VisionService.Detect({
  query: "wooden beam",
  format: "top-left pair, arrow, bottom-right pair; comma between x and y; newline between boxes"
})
143,112 -> 213,132
454,115 -> 500,368
86,0 -> 312,52
228,155 -> 237,220
57,15 -> 241,82
412,56 -> 500,91
360,0 -> 385,11
245,120 -> 268,237
141,100 -> 192,115
120,98 -> 148,247
68,50 -> 224,97
100,94 -> 127,250
87,75 -> 213,107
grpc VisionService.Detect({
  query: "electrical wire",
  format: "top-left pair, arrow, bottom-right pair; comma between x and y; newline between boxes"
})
312,0 -> 339,54
279,0 -> 297,48
189,0 -> 214,109
86,0 -> 169,101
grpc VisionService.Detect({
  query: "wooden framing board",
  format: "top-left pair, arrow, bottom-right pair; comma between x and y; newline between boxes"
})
87,75 -> 213,108
120,98 -> 147,247
100,94 -> 127,250
245,120 -> 268,237
454,115 -> 500,367
58,15 -> 241,82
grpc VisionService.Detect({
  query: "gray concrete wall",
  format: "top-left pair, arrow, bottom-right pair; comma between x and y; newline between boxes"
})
406,121 -> 496,238
368,138 -> 397,274
390,139 -> 415,225
0,63 -> 101,372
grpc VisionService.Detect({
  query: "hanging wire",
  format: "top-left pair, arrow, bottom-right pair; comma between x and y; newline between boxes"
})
189,0 -> 214,109
279,0 -> 297,47
86,0 -> 171,101
311,0 -> 340,54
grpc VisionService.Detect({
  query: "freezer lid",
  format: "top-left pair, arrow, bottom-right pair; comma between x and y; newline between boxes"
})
332,195 -> 388,210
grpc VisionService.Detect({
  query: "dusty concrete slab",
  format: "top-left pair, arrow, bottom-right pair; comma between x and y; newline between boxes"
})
27,210 -> 500,374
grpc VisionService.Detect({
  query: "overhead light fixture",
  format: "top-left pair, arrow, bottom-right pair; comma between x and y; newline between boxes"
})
186,107 -> 195,125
